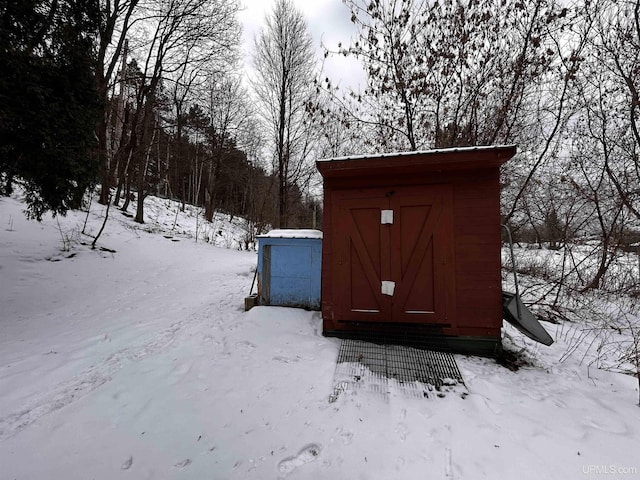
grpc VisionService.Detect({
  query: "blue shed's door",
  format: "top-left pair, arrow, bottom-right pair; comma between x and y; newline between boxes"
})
261,241 -> 321,310
270,245 -> 310,306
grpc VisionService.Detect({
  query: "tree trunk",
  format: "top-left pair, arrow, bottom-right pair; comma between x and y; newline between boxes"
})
277,70 -> 288,228
97,72 -> 111,205
121,175 -> 132,212
582,240 -> 610,291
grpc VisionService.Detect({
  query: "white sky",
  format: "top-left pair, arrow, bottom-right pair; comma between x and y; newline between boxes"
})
238,0 -> 366,90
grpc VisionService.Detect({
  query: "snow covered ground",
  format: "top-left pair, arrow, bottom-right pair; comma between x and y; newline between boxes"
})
1,192 -> 638,479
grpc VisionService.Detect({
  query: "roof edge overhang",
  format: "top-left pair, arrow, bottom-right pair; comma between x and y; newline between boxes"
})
316,145 -> 517,178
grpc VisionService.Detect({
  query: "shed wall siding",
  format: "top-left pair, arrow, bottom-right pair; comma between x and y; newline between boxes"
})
452,169 -> 502,333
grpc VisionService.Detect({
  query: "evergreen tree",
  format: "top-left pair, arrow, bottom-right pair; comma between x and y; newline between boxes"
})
0,0 -> 101,219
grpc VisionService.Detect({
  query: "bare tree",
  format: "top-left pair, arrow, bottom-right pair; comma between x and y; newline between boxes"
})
97,0 -> 140,205
252,0 -> 317,228
203,74 -> 252,221
330,0 -> 569,153
588,0 -> 640,220
162,0 -> 242,206
122,0 -> 240,223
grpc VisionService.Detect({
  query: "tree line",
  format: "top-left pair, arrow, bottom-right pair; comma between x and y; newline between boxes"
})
0,0 -> 320,231
1,0 -> 639,296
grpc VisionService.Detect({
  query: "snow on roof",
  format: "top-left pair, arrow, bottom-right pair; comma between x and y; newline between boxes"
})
317,144 -> 517,163
257,229 -> 323,239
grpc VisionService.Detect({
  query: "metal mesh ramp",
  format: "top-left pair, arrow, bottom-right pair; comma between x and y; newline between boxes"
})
330,339 -> 465,402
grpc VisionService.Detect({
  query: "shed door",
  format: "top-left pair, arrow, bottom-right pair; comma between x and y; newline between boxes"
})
333,185 -> 455,326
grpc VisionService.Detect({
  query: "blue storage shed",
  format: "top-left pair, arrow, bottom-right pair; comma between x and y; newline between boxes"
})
256,229 -> 323,310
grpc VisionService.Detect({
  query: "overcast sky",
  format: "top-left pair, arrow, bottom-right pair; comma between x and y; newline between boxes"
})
238,0 -> 366,90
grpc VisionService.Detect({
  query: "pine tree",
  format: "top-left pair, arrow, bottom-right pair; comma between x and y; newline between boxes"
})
0,0 -> 101,219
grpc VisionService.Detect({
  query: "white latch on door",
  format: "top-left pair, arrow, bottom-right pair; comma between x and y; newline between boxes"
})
381,280 -> 395,296
381,209 -> 394,224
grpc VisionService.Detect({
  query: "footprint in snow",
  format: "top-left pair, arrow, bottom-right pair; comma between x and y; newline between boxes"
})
340,431 -> 353,445
278,444 -> 321,475
121,456 -> 133,470
395,422 -> 409,441
174,459 -> 192,469
273,355 -> 299,364
235,340 -> 256,351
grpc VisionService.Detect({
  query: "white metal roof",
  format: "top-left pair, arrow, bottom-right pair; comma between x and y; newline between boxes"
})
257,229 -> 323,239
317,144 -> 517,163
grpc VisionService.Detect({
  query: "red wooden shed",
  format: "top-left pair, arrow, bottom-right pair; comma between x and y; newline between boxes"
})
316,145 -> 517,355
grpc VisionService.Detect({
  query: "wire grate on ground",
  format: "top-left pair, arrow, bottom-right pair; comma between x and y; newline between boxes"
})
330,339 -> 465,402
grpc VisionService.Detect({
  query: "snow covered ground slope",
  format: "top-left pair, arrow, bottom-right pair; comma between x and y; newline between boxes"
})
0,192 -> 638,479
